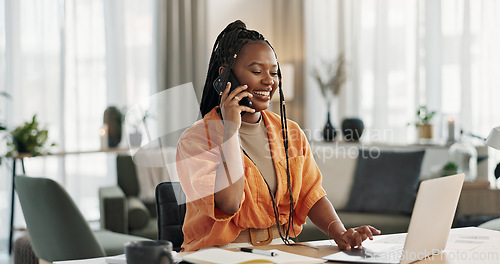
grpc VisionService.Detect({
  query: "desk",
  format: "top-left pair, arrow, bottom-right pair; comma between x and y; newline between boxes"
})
54,227 -> 500,264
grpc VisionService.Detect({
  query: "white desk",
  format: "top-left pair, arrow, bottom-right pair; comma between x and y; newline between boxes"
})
55,227 -> 500,264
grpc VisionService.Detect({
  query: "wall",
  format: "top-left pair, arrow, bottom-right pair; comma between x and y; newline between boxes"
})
206,0 -> 274,55
205,0 -> 306,125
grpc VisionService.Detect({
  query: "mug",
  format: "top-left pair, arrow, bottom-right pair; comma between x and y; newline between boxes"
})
125,240 -> 173,264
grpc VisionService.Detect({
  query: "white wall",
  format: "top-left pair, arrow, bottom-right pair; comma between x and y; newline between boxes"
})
206,0 -> 274,58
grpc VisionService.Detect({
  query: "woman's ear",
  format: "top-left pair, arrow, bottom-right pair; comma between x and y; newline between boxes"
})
218,66 -> 226,75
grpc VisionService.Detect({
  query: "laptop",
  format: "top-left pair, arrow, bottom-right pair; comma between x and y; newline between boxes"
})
323,173 -> 465,264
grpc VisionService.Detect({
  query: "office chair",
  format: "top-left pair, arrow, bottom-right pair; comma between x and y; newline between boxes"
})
15,175 -> 147,262
155,181 -> 186,252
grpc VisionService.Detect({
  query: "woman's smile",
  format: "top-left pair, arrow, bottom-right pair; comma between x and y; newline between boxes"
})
231,41 -> 280,116
252,89 -> 271,101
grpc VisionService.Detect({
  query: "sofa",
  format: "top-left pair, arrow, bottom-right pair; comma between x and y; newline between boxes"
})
99,155 -> 158,239
297,143 -> 428,242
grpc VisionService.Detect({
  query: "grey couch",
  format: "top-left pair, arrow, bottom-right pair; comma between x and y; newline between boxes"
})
99,155 -> 158,239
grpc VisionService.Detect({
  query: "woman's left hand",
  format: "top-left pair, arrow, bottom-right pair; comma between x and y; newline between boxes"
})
336,225 -> 381,250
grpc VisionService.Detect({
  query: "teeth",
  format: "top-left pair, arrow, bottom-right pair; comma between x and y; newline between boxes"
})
254,91 -> 270,96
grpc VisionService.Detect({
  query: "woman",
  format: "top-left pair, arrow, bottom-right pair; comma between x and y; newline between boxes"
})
176,20 -> 380,251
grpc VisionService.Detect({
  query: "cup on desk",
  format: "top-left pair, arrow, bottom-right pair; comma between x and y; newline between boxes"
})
125,240 -> 173,264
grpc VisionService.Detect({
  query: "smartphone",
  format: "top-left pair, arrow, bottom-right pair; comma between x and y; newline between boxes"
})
213,69 -> 252,107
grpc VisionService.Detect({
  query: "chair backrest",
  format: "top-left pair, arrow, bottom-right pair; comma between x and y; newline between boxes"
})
116,154 -> 140,197
15,176 -> 106,262
155,181 -> 186,252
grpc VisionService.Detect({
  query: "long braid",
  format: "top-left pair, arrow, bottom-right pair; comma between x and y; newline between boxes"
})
200,21 -> 264,116
200,20 -> 295,244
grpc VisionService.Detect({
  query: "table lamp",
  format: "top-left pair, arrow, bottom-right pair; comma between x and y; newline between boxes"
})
486,127 -> 500,150
486,126 -> 500,182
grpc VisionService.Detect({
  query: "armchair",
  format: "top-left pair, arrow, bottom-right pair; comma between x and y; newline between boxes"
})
99,155 -> 157,239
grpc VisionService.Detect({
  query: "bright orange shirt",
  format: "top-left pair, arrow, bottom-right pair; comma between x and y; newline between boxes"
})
176,108 -> 326,251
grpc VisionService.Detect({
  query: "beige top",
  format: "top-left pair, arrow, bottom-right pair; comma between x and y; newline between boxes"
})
239,117 -> 277,194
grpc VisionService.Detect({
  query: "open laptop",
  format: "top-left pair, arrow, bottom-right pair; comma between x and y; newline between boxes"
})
323,173 -> 465,264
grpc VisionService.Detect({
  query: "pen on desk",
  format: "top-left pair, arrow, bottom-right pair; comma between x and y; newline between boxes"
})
236,247 -> 278,257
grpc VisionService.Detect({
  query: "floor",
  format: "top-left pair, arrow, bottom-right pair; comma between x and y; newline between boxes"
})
0,252 -> 14,264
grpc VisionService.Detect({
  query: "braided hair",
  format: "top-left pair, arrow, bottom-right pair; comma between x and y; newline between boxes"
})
200,20 -> 297,244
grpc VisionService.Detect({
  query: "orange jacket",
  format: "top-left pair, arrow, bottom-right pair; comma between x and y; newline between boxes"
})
176,108 -> 326,251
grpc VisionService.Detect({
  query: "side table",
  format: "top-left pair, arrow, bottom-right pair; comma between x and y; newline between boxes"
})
457,181 -> 500,227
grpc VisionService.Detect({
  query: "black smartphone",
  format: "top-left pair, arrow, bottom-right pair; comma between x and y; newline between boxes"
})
213,69 -> 252,107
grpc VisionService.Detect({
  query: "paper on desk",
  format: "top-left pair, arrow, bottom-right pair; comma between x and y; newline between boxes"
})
53,258 -> 107,264
446,233 -> 491,251
104,252 -> 181,264
182,248 -> 323,264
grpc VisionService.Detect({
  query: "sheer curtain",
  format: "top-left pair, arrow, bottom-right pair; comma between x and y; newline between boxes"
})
306,0 -> 500,146
0,0 -> 155,246
306,0 -> 419,142
155,0 -> 207,146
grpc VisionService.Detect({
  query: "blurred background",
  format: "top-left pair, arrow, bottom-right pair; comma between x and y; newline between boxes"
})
1,0 -> 500,257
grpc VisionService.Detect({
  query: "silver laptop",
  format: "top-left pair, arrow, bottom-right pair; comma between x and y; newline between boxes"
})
323,173 -> 465,264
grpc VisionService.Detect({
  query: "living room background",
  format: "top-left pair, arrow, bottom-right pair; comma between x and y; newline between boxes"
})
1,0 -> 500,253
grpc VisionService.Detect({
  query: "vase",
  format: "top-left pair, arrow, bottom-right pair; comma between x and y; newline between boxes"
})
341,118 -> 365,142
129,132 -> 142,147
418,124 -> 433,139
103,106 -> 122,147
323,111 -> 337,141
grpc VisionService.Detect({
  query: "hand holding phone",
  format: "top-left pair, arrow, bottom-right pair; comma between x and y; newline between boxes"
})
213,69 -> 252,107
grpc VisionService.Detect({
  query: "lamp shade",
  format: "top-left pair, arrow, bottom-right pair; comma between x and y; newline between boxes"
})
486,126 -> 500,150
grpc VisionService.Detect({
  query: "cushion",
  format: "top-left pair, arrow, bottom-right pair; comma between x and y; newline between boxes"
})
343,149 -> 425,215
127,197 -> 151,230
314,145 -> 357,210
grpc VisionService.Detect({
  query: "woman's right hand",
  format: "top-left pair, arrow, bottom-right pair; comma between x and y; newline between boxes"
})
219,82 -> 254,130
215,82 -> 252,214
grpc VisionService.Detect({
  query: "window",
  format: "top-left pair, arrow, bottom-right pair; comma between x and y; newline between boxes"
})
0,0 -> 155,247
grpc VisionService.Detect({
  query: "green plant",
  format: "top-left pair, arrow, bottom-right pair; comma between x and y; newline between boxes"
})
441,161 -> 458,177
312,54 -> 347,108
124,107 -> 154,134
5,114 -> 56,157
409,105 -> 436,127
0,91 -> 11,131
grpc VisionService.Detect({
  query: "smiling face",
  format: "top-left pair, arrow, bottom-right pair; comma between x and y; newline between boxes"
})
230,41 -> 280,112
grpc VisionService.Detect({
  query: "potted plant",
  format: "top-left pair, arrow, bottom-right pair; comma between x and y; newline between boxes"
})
0,91 -> 10,131
4,114 -> 56,158
124,108 -> 153,147
312,54 -> 347,141
410,105 -> 436,139
441,161 -> 458,177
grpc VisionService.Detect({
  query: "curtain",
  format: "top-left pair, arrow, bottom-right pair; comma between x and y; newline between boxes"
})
0,0 -> 156,237
271,0 -> 305,126
305,0 -> 347,139
156,0 -> 207,94
154,0 -> 207,140
306,0 -> 500,145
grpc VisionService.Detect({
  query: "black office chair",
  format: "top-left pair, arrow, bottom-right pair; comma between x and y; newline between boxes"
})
155,181 -> 186,252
